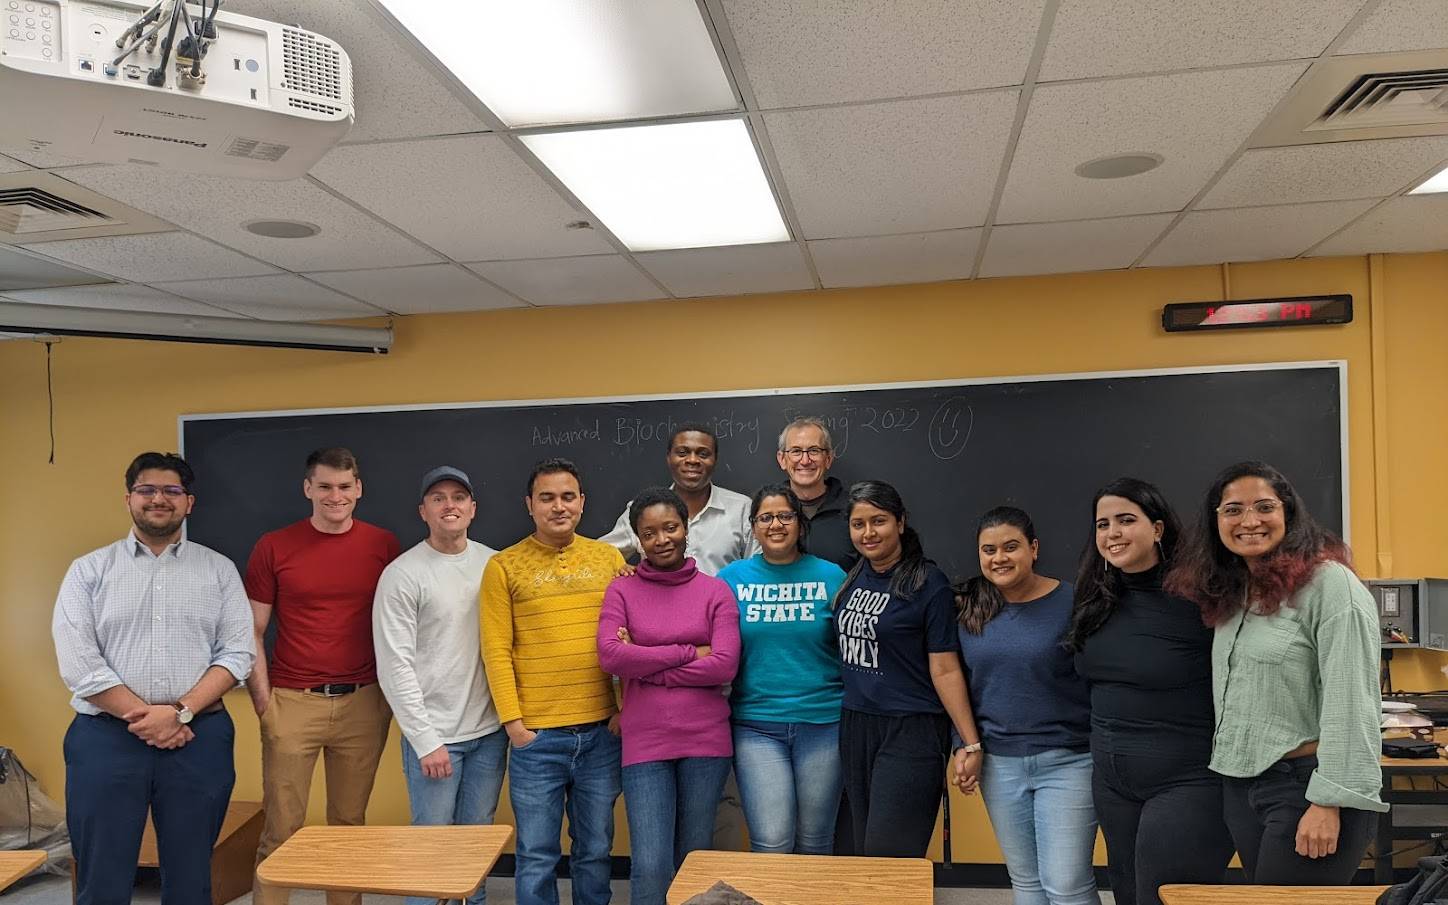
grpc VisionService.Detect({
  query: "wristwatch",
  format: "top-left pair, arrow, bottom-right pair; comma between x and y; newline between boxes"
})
174,702 -> 194,725
956,742 -> 983,754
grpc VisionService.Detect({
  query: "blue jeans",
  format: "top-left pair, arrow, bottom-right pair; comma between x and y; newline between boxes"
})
732,720 -> 841,854
507,722 -> 622,905
400,731 -> 509,905
622,757 -> 731,905
980,749 -> 1101,905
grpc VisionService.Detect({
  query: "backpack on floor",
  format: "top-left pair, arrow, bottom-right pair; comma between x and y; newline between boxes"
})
1379,855 -> 1448,905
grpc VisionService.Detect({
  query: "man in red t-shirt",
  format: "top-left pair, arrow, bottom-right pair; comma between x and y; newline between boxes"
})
244,447 -> 400,905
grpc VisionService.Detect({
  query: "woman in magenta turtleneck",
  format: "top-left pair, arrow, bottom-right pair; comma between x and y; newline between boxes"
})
597,486 -> 740,905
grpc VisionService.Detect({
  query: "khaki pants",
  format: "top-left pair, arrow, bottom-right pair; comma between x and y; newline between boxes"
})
253,684 -> 392,905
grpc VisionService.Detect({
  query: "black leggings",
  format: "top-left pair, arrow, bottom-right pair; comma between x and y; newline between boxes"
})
839,709 -> 949,858
1092,745 -> 1233,905
1222,754 -> 1376,885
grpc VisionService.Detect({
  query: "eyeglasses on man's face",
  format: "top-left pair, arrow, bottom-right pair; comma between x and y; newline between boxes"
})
782,446 -> 828,461
130,484 -> 189,499
1216,500 -> 1282,521
753,512 -> 799,526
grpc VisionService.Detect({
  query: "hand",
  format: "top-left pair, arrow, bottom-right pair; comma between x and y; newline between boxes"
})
419,745 -> 453,780
250,682 -> 271,717
616,627 -> 633,645
694,645 -> 712,659
607,714 -> 622,737
616,562 -> 637,578
951,748 -> 982,795
155,726 -> 195,750
1295,804 -> 1340,858
505,721 -> 538,749
122,705 -> 188,747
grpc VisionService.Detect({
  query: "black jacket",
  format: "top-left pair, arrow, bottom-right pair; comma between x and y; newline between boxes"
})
801,476 -> 857,571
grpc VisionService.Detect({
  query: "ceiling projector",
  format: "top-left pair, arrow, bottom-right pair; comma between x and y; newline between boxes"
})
0,0 -> 354,179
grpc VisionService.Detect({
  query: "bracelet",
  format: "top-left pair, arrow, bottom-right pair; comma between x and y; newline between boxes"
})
956,742 -> 983,754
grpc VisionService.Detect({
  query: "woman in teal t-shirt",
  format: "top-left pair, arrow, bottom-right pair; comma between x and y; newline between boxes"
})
718,483 -> 848,854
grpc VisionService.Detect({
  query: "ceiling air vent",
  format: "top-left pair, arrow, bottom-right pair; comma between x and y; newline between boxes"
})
0,171 -> 173,243
0,187 -> 113,236
1251,50 -> 1448,148
1315,69 -> 1448,131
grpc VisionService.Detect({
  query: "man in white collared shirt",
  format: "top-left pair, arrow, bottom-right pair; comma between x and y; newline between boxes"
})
599,423 -> 755,577
53,451 -> 254,905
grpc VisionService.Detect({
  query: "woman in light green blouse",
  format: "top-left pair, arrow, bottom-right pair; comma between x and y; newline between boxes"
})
1166,460 -> 1384,886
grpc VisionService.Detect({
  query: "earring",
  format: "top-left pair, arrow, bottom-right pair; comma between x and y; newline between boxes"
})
1155,540 -> 1166,562
1102,557 -> 1110,574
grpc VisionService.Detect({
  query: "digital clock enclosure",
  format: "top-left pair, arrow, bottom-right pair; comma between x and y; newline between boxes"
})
1162,295 -> 1353,333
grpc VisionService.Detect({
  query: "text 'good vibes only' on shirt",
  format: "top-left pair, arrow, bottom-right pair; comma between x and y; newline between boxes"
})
834,561 -> 959,716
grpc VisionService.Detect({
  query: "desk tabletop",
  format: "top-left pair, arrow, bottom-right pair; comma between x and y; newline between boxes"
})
255,825 -> 512,898
1159,885 -> 1389,904
0,850 -> 47,892
666,851 -> 933,905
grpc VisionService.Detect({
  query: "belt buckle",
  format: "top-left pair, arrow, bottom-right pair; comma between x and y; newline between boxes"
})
317,684 -> 345,697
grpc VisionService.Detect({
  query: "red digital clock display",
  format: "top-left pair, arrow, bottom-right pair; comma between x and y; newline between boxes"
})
1162,295 -> 1353,332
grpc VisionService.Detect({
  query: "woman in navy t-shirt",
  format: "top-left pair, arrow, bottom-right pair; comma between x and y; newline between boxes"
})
833,480 -> 983,858
954,506 -> 1098,905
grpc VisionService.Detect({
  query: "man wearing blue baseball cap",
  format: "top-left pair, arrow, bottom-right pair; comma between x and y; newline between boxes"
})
372,465 -> 504,905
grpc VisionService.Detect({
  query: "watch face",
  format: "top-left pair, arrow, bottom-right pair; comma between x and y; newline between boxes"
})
177,707 -> 193,724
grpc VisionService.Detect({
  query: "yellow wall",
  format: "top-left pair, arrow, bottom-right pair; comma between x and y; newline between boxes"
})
2,251 -> 1446,865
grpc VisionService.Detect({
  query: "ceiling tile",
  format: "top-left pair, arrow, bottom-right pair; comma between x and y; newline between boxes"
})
998,64 -> 1307,223
809,229 -> 981,289
1201,136 -> 1448,208
16,233 -> 277,283
1,283 -> 237,316
1040,0 -> 1363,81
466,256 -> 663,306
304,264 -> 525,314
723,0 -> 1044,108
634,243 -> 814,297
0,245 -> 111,291
0,155 -> 29,174
311,135 -> 614,261
1142,200 -> 1376,267
60,164 -> 440,271
152,274 -> 384,321
1336,0 -> 1448,55
766,91 -> 1018,239
223,0 -> 491,141
979,214 -> 1175,278
1311,195 -> 1448,256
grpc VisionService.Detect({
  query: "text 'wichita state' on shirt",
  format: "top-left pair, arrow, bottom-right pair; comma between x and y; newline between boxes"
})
480,534 -> 625,729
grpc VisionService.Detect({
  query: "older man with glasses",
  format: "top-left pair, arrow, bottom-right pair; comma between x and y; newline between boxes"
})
53,451 -> 254,905
775,416 -> 856,571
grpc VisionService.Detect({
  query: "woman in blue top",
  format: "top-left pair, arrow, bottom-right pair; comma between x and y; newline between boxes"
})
953,506 -> 1097,905
834,480 -> 982,858
718,483 -> 848,854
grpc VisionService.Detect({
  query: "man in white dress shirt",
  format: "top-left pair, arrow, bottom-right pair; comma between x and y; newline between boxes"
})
53,451 -> 254,905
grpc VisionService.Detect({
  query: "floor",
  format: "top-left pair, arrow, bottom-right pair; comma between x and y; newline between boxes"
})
2,873 -> 1119,904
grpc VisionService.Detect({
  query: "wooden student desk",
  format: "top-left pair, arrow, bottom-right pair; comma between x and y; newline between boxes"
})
1159,885 -> 1389,905
255,824 -> 512,904
666,851 -> 933,905
0,850 -> 47,892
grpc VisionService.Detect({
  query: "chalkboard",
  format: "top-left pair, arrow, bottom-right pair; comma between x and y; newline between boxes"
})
179,362 -> 1347,583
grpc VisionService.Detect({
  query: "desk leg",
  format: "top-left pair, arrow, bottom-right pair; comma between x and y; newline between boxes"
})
1376,807 -> 1394,883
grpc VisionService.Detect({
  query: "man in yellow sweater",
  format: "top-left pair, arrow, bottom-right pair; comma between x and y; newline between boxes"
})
481,457 -> 625,905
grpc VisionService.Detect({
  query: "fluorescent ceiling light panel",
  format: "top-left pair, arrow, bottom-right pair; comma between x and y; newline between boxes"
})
522,119 -> 790,252
375,0 -> 738,128
1409,164 -> 1448,195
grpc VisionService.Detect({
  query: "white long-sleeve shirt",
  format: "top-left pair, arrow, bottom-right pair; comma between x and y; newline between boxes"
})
598,482 -> 756,577
373,539 -> 499,757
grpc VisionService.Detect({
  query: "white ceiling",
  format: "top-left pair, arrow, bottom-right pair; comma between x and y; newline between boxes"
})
3,0 -> 1448,322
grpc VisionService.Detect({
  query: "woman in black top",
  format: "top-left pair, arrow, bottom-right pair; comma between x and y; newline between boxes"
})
1065,478 -> 1233,905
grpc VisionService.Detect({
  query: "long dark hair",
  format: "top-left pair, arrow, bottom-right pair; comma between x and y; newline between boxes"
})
835,481 -> 929,599
1164,461 -> 1352,626
1063,477 -> 1181,651
750,482 -> 808,554
956,506 -> 1036,635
